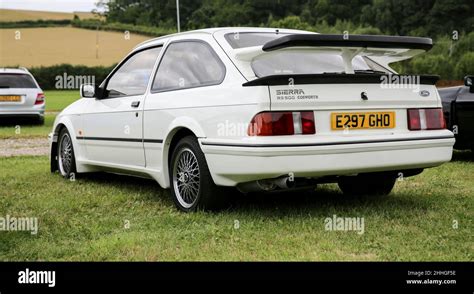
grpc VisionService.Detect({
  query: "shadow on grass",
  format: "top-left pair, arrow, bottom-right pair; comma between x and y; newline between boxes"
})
75,171 -> 431,216
451,150 -> 474,162
78,172 -> 168,202
229,186 -> 431,215
0,117 -> 42,126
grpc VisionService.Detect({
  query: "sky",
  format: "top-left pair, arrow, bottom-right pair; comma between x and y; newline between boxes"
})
0,0 -> 101,13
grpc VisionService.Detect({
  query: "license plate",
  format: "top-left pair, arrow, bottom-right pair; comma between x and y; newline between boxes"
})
0,95 -> 21,102
331,111 -> 395,130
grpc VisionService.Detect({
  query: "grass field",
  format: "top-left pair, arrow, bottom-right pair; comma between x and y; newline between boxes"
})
0,9 -> 97,22
0,154 -> 472,261
0,90 -> 79,139
0,27 -> 151,67
44,90 -> 80,111
0,91 -> 472,261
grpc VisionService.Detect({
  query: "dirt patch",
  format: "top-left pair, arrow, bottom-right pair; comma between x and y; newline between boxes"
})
0,138 -> 49,157
436,80 -> 464,88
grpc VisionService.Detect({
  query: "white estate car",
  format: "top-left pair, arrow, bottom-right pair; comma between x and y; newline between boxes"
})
49,27 -> 455,212
0,68 -> 45,124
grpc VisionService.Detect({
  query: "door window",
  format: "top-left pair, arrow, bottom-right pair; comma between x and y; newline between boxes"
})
152,41 -> 225,92
105,47 -> 162,98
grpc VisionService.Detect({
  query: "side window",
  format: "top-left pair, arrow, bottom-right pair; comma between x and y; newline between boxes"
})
105,47 -> 162,98
152,41 -> 225,92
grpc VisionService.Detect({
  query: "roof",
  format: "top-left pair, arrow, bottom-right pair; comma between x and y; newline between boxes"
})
0,68 -> 31,74
134,27 -> 313,50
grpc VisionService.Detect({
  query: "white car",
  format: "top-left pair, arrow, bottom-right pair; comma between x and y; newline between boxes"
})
0,68 -> 45,124
49,27 -> 455,212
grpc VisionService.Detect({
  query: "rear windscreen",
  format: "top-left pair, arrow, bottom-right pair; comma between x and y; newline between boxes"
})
0,74 -> 37,88
225,32 -> 391,77
252,52 -> 379,77
225,32 -> 289,49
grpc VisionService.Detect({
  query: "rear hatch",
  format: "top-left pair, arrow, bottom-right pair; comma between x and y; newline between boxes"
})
252,74 -> 440,137
220,32 -> 444,138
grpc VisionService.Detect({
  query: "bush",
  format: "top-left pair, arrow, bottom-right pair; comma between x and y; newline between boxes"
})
451,32 -> 474,59
409,55 -> 454,79
455,52 -> 474,79
0,19 -> 71,28
269,16 -> 313,31
27,64 -> 115,90
71,19 -> 175,37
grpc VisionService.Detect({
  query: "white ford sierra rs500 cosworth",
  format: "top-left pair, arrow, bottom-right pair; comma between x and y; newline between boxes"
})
49,27 -> 455,212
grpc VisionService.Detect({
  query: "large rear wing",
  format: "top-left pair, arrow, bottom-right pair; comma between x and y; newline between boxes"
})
262,34 -> 432,52
233,33 -> 433,74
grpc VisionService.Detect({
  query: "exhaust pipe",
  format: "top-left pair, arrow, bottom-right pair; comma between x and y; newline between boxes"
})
274,177 -> 295,189
237,176 -> 294,193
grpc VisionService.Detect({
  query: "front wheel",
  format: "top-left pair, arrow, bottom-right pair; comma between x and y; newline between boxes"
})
338,173 -> 396,196
57,128 -> 77,179
169,136 -> 230,212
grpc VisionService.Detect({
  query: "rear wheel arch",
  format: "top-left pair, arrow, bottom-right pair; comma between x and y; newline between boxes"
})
162,128 -> 199,187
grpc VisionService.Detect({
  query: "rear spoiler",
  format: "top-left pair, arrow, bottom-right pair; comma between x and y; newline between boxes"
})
233,33 -> 433,74
242,74 -> 440,87
262,34 -> 433,52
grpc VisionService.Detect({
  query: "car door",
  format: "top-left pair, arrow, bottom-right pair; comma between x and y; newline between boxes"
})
143,39 -> 227,186
81,46 -> 162,167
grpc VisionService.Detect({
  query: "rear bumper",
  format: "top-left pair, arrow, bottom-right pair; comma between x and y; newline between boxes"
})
200,132 -> 455,186
0,110 -> 45,119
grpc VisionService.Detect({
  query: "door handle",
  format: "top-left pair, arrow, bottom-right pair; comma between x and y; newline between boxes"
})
131,101 -> 140,108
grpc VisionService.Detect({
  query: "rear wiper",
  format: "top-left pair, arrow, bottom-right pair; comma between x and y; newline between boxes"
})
354,69 -> 388,74
322,72 -> 345,74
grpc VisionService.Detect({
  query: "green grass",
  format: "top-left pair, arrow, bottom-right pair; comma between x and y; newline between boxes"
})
0,153 -> 472,261
44,90 -> 79,112
0,90 -> 79,139
0,114 -> 54,139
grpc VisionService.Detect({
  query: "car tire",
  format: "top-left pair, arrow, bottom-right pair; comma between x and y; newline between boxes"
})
169,135 -> 230,212
57,128 -> 77,179
338,173 -> 396,196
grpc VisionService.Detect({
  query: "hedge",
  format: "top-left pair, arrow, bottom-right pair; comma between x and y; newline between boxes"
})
0,19 -> 174,37
0,20 -> 72,28
26,64 -> 115,90
71,19 -> 175,37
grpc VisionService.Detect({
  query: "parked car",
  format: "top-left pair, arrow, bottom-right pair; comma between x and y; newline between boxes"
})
0,67 -> 45,124
439,75 -> 474,151
49,28 -> 455,212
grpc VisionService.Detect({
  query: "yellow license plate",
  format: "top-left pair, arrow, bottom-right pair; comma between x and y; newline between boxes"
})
331,112 -> 395,130
0,95 -> 21,102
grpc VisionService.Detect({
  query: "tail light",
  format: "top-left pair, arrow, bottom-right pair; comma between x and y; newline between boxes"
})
35,93 -> 45,105
407,108 -> 446,130
248,111 -> 315,136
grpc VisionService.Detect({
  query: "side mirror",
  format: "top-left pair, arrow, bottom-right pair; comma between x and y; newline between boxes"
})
465,75 -> 474,93
464,75 -> 473,87
80,84 -> 96,98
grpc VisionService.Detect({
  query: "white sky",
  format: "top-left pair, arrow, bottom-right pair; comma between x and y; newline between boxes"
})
0,0 -> 100,13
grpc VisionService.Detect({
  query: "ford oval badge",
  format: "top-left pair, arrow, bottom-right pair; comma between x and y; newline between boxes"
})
419,90 -> 430,97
